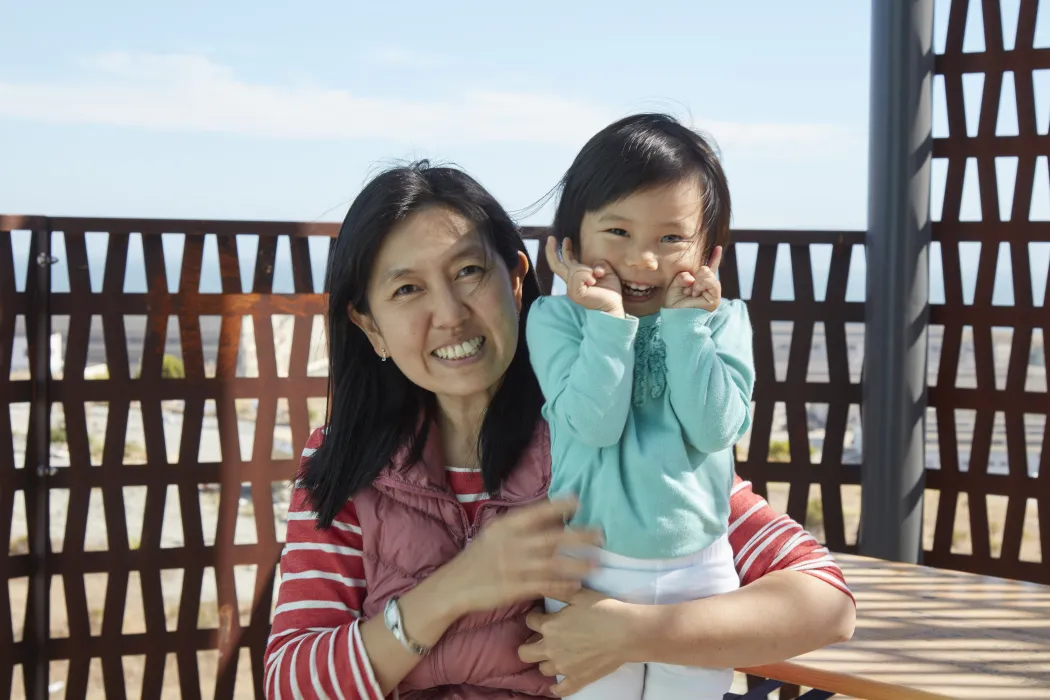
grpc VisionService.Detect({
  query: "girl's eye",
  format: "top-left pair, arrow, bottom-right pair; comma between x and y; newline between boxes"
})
393,284 -> 419,297
605,228 -> 629,237
457,265 -> 485,278
662,234 -> 686,243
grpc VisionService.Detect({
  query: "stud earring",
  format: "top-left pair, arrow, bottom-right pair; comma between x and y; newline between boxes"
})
380,348 -> 388,362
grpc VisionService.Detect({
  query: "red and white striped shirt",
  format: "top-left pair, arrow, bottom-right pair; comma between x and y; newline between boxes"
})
264,428 -> 853,700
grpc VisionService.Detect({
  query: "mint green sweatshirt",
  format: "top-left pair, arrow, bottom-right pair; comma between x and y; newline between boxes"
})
526,295 -> 755,559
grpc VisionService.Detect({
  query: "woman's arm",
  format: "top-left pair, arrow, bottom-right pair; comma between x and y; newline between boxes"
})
357,497 -> 598,695
266,431 -> 470,698
267,432 -> 599,698
264,431 -> 382,700
626,568 -> 855,667
519,476 -> 855,696
264,500 -> 383,699
521,572 -> 854,695
267,487 -> 501,699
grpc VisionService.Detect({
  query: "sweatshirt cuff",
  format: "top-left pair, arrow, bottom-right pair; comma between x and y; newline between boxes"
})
659,306 -> 716,333
583,308 -> 639,356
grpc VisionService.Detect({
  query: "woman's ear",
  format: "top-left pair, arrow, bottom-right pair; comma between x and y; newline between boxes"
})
511,251 -> 531,313
348,305 -> 387,358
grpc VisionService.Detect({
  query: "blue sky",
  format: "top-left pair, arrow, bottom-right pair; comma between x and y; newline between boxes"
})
1,0 -> 1047,236
2,0 -> 877,229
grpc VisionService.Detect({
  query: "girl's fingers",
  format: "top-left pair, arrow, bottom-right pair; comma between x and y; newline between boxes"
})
673,271 -> 695,288
692,270 -> 720,293
707,245 -> 724,272
572,270 -> 597,289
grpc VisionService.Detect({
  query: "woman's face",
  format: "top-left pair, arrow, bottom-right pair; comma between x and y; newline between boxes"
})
353,205 -> 528,403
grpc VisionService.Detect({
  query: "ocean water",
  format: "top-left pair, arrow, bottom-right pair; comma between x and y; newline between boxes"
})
7,230 -> 1050,307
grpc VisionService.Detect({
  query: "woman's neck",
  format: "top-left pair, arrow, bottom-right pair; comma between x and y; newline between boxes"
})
434,393 -> 490,468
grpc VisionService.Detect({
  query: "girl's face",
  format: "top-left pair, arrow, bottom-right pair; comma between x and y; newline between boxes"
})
578,177 -> 707,317
352,206 -> 529,405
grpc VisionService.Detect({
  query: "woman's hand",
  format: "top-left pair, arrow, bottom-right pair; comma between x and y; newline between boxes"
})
442,498 -> 602,617
545,237 -> 625,317
665,245 -> 723,312
517,589 -> 640,697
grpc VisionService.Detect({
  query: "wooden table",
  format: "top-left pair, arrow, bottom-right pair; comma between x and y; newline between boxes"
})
737,554 -> 1050,699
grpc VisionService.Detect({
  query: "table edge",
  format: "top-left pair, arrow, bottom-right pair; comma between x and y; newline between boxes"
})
738,661 -> 955,700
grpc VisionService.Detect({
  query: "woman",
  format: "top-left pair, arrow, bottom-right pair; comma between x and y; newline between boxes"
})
264,162 -> 855,700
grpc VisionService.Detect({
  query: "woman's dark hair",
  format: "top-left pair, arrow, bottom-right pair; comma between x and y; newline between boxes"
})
552,113 -> 732,260
300,161 -> 545,527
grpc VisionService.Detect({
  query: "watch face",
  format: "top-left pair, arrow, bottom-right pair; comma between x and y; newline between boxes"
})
384,599 -> 397,629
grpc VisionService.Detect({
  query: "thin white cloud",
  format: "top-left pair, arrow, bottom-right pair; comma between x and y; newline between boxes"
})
0,52 -> 860,151
362,46 -> 423,66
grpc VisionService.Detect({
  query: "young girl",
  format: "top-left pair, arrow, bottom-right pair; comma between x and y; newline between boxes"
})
526,113 -> 755,699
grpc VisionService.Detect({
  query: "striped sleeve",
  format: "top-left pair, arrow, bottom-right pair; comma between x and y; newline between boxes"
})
264,428 -> 383,700
727,476 -> 855,603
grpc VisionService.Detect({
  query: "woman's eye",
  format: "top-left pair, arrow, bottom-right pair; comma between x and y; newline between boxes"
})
393,284 -> 419,297
457,265 -> 485,278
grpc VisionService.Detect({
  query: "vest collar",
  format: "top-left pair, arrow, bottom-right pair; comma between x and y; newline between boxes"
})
375,420 -> 550,505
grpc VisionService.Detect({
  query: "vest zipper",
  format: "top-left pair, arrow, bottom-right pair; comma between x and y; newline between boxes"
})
374,476 -> 550,546
373,476 -> 472,541
467,491 -> 549,544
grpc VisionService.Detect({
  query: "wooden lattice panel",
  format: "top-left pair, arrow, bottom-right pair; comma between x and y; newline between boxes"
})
523,228 -> 866,554
12,217 -> 337,699
927,0 -> 1050,583
5,218 -> 868,698
1,217 -> 47,700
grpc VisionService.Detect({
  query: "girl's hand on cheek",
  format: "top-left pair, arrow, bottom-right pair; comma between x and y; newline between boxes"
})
545,237 -> 625,317
664,245 -> 722,312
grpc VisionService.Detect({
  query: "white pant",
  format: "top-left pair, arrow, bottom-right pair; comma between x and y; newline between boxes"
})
545,535 -> 739,700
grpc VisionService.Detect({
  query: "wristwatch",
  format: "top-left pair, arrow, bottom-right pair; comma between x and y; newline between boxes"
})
383,597 -> 430,656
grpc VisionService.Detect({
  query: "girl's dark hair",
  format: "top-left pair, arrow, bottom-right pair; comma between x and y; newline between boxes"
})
300,161 -> 545,527
552,113 -> 732,260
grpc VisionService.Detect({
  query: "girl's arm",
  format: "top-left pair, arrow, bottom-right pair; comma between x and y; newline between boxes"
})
519,476 -> 855,695
526,295 -> 638,447
660,300 -> 755,453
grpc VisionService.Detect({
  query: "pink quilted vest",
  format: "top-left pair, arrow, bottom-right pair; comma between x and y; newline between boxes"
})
353,421 -> 555,700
